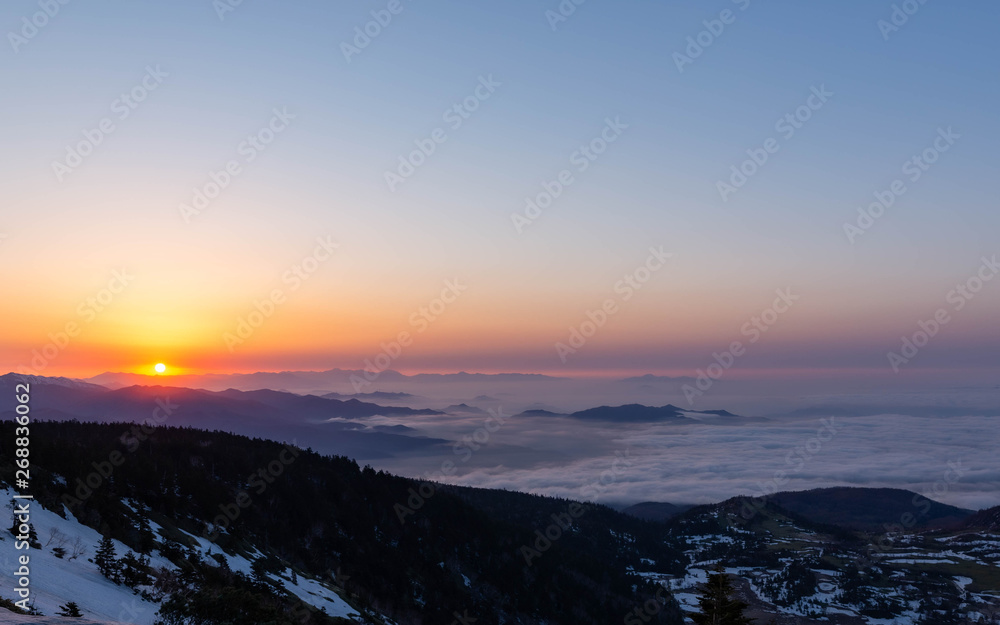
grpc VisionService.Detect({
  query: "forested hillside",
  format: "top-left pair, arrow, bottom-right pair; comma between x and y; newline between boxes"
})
0,421 -> 683,624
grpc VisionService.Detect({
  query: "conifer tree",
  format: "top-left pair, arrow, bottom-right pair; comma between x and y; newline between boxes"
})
121,550 -> 144,588
251,558 -> 271,588
94,535 -> 119,582
57,601 -> 84,617
136,512 -> 156,554
692,565 -> 755,625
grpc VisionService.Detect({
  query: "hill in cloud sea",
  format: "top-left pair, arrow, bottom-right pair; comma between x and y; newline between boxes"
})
512,404 -> 744,422
621,501 -> 693,522
768,487 -> 975,531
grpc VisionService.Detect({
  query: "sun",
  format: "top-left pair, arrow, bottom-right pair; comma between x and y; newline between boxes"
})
154,363 -> 167,374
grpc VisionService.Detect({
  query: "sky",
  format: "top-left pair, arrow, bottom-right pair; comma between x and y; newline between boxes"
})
1,0 -> 998,379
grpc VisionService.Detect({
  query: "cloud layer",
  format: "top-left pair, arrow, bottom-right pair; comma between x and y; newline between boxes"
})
370,411 -> 1000,511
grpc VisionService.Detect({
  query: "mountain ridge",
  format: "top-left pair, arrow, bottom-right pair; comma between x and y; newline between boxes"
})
79,369 -> 566,394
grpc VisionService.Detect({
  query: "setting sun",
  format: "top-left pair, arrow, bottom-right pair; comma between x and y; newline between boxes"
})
154,363 -> 167,374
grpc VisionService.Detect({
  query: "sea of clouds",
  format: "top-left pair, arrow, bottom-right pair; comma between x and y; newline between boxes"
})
358,378 -> 1000,511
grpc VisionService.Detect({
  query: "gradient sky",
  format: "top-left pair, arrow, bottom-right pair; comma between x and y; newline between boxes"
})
2,0 -> 998,377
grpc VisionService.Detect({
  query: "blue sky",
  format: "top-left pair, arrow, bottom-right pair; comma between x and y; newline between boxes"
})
1,0 -> 998,376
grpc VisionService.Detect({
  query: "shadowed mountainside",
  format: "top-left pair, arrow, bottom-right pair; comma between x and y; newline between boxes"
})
769,487 -> 974,531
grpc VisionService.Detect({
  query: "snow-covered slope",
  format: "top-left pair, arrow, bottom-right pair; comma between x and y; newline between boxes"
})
171,528 -> 359,620
0,488 -> 360,623
0,611 -> 129,624
0,488 -> 160,623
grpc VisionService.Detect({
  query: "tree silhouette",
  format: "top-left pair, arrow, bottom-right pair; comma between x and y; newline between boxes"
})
94,535 -> 119,582
121,550 -> 153,588
57,601 -> 84,617
692,565 -> 755,625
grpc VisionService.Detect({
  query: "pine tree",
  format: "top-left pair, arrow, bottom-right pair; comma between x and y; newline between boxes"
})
692,565 -> 755,625
94,535 -> 119,582
120,551 -> 153,588
57,601 -> 84,617
251,558 -> 271,588
136,512 -> 156,555
121,550 -> 142,588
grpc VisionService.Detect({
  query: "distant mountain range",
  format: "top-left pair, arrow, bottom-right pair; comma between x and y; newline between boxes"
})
0,373 -> 447,460
82,369 -> 562,393
516,403 -> 742,422
619,374 -> 696,384
443,403 -> 490,415
1,373 -> 439,421
321,391 -> 417,401
6,374 -> 750,428
4,374 -> 756,461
